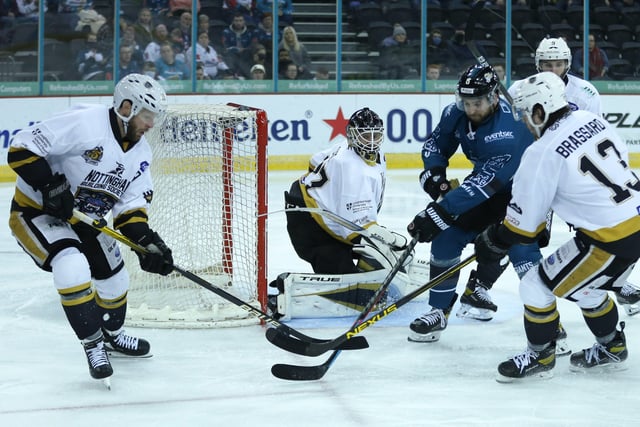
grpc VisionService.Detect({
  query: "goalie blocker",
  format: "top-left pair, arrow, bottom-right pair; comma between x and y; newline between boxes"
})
268,257 -> 429,320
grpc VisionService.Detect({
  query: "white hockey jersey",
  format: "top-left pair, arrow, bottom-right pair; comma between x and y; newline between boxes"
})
11,104 -> 153,221
298,140 -> 386,241
504,110 -> 640,254
509,74 -> 601,115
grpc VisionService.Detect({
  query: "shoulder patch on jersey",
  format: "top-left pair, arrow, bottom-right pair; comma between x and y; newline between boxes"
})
82,146 -> 104,165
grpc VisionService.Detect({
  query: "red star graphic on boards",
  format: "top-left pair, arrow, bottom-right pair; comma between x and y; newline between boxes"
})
323,107 -> 350,141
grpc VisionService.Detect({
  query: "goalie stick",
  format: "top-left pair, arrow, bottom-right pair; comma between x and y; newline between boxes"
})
267,235 -> 420,356
269,254 -> 476,380
71,210 -> 369,352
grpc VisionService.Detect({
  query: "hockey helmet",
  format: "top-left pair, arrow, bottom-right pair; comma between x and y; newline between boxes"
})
113,73 -> 168,124
513,72 -> 568,138
535,38 -> 571,78
455,64 -> 499,111
346,107 -> 384,163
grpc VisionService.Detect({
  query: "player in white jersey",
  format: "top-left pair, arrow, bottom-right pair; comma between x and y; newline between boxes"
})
475,72 -> 639,381
7,74 -> 174,386
268,108 -> 418,319
510,37 -> 640,316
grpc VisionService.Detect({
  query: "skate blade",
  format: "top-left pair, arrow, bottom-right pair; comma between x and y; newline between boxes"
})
569,361 -> 628,374
623,304 -> 640,316
555,339 -> 572,357
456,304 -> 494,321
106,349 -> 153,359
495,370 -> 553,383
407,330 -> 441,343
101,377 -> 112,390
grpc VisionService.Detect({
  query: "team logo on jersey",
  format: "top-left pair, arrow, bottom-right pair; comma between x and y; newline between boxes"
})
82,146 -> 103,165
143,190 -> 153,203
76,191 -> 115,217
508,202 -> 522,214
108,162 -> 125,177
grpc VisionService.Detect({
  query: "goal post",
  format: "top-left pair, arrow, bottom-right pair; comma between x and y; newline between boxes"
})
123,103 -> 268,328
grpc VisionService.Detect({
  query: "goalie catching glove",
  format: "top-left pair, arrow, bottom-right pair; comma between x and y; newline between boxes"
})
365,224 -> 408,250
135,231 -> 174,276
407,202 -> 454,242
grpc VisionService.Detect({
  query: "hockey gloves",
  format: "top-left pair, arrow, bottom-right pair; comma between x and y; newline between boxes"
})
474,224 -> 511,264
407,202 -> 453,242
366,224 -> 408,250
420,167 -> 452,201
136,231 -> 174,276
39,173 -> 75,220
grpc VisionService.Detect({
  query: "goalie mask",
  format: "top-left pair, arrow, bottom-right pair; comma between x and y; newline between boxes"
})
535,37 -> 571,79
346,108 -> 384,164
113,73 -> 168,127
455,64 -> 499,112
513,72 -> 568,138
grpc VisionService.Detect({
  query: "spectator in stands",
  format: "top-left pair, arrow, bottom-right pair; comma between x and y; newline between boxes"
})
169,27 -> 186,62
254,12 -> 281,47
279,26 -> 312,79
256,0 -> 293,26
75,31 -> 111,81
196,62 -> 210,80
427,29 -> 452,75
197,14 -> 214,45
173,10 -> 192,52
223,12 -> 256,78
145,0 -> 170,22
186,31 -> 230,79
281,60 -> 298,80
493,61 -> 507,85
14,0 -> 45,22
572,33 -> 609,79
117,44 -> 143,80
143,23 -> 170,63
248,43 -> 272,78
168,0 -> 200,17
314,66 -> 330,80
426,63 -> 441,80
379,24 -> 418,79
446,27 -> 483,72
120,25 -> 144,64
142,60 -> 158,79
133,7 -> 154,48
223,0 -> 258,25
155,40 -> 190,80
250,63 -> 266,79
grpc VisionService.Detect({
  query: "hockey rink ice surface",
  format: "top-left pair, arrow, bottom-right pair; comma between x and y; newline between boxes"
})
1,169 -> 639,427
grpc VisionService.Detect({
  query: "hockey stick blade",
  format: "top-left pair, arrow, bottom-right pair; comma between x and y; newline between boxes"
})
266,328 -> 369,353
270,254 -> 475,364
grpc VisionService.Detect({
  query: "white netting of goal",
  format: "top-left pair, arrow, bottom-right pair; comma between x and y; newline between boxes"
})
123,104 -> 267,328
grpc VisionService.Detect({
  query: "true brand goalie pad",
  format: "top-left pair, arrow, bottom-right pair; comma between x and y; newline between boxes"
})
268,259 -> 430,320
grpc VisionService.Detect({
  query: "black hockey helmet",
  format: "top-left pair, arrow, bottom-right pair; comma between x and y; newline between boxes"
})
455,64 -> 499,110
346,108 -> 384,164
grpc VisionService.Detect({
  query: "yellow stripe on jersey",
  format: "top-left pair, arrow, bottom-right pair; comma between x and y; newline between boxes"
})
113,208 -> 149,230
503,220 -> 547,240
299,183 -> 359,244
579,215 -> 640,243
8,210 -> 48,263
554,246 -> 613,297
7,146 -> 41,169
12,187 -> 41,210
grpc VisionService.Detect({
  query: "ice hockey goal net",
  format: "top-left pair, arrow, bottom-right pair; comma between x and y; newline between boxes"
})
124,103 -> 268,328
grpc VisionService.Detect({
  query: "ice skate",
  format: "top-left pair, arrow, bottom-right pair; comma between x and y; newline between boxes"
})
456,271 -> 497,321
616,282 -> 640,316
408,294 -> 457,343
496,343 -> 556,383
570,322 -> 628,373
83,335 -> 113,388
103,328 -> 152,358
555,323 -> 571,356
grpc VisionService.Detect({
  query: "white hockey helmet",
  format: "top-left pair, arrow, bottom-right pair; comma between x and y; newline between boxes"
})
113,73 -> 168,124
535,37 -> 572,78
346,107 -> 384,163
513,72 -> 568,138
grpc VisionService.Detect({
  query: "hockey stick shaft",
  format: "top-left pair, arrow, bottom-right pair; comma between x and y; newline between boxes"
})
269,253 -> 476,363
267,236 -> 419,356
71,210 -> 368,351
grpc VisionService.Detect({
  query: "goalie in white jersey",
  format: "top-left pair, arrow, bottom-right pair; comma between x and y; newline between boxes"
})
268,108 -> 421,320
7,74 -> 174,386
475,72 -> 640,381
